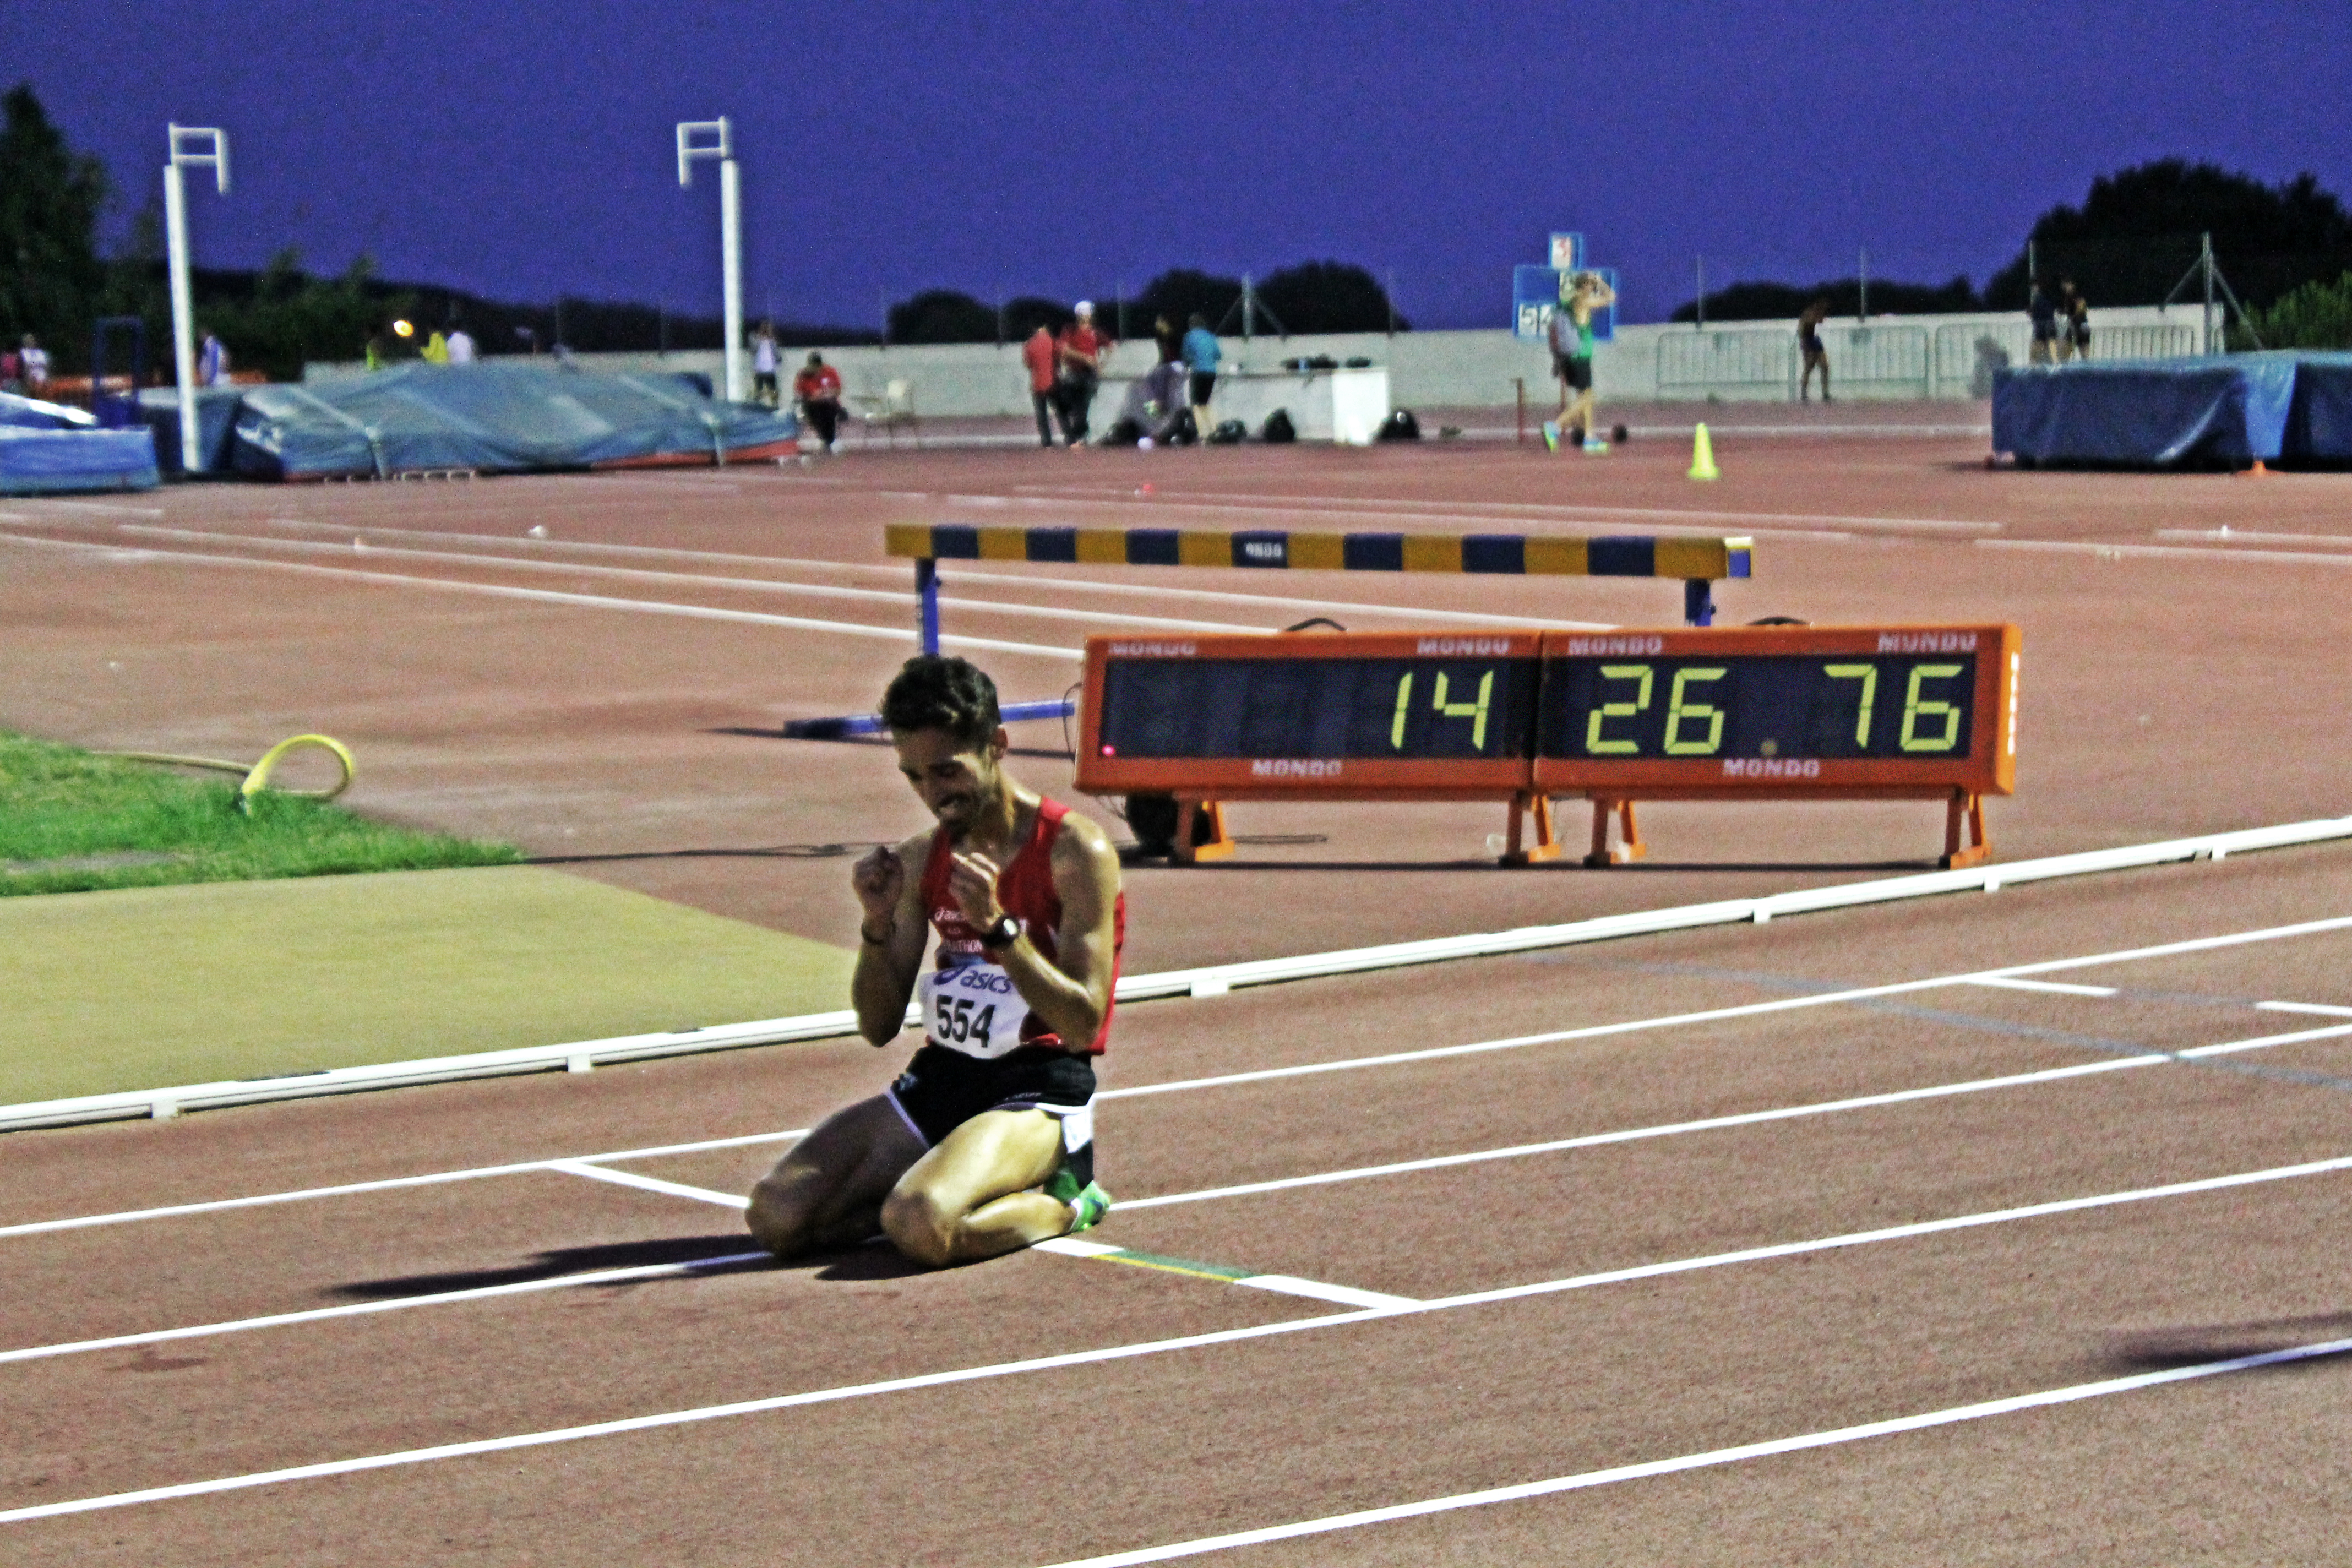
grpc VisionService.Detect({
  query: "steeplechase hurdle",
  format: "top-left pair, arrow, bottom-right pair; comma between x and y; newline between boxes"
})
780,524 -> 1753,739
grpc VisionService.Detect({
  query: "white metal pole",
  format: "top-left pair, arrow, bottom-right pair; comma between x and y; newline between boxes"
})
162,124 -> 228,475
164,162 -> 199,473
719,156 -> 743,402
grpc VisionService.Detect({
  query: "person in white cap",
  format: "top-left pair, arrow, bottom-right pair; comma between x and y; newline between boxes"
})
1054,302 -> 1108,445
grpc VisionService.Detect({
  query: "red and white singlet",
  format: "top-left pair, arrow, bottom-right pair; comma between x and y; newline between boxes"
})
917,797 -> 1125,1058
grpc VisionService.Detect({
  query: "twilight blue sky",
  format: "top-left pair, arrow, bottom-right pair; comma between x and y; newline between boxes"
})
8,1 -> 2349,328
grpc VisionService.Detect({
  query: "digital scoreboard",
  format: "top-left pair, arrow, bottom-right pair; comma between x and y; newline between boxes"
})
1075,625 -> 2019,865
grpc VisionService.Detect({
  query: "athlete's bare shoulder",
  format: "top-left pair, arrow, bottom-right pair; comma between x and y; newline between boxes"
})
1047,803 -> 1121,884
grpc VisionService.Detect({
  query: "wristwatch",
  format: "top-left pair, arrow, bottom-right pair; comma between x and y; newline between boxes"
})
978,913 -> 1021,951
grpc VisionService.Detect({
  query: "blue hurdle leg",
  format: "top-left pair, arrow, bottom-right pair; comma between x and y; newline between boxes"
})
916,558 -> 940,655
1683,579 -> 1715,627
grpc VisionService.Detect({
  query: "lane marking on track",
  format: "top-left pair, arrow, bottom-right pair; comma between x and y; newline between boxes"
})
1978,538 -> 2352,569
8,1150 -> 2350,1525
2155,528 -> 2352,549
988,486 -> 2005,536
546,1159 -> 749,1208
1963,976 -> 2119,997
18,1033 -> 2346,1368
0,1251 -> 770,1366
1032,1237 -> 1418,1309
0,530 -> 1082,661
95,523 -> 1266,636
2261,1001 -> 2352,1017
8,921 -> 2351,1240
246,516 -> 1593,628
1029,1332 -> 2352,1567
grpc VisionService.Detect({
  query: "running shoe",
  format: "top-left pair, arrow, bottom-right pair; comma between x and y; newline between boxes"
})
1583,438 -> 1610,454
1540,420 -> 1560,452
1046,1167 -> 1113,1234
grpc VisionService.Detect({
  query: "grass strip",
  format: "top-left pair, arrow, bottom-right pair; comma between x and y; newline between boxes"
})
0,729 -> 519,896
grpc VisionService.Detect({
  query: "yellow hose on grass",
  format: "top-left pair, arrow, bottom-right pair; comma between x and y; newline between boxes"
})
101,734 -> 357,813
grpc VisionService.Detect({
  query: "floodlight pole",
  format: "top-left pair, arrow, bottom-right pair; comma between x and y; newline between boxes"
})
164,124 -> 228,475
677,118 -> 744,402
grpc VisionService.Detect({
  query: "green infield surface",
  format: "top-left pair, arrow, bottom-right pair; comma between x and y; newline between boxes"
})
0,728 -> 519,896
0,867 -> 858,1104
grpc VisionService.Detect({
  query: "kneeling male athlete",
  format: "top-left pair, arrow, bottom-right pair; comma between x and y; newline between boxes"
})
747,656 -> 1123,1267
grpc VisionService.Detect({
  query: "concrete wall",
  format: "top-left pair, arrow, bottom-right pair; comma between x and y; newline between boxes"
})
305,302 -> 2213,415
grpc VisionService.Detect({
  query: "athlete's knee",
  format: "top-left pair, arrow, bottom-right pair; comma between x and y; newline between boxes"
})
745,1174 -> 818,1257
879,1184 -> 958,1268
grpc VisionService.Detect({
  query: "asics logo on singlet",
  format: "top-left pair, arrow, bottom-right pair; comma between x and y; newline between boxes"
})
1417,637 -> 1514,656
1108,641 -> 1196,657
1250,758 -> 1342,778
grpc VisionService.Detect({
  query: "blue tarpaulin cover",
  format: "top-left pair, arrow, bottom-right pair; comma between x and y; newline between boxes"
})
0,390 -> 98,431
137,385 -> 246,475
1992,355 -> 2299,465
2282,351 -> 2352,460
231,363 -> 799,479
0,425 -> 161,494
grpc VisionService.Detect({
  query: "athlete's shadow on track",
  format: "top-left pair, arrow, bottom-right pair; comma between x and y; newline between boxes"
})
326,1235 -> 775,1299
328,1235 -> 930,1299
2104,1312 -> 2352,1374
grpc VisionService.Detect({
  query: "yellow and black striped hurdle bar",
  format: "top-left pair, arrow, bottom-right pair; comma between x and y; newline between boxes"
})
784,526 -> 1752,737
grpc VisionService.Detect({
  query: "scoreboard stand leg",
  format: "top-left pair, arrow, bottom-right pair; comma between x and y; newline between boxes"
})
1583,799 -> 1647,868
1500,791 -> 1564,865
1941,790 -> 1990,869
1172,799 -> 1238,864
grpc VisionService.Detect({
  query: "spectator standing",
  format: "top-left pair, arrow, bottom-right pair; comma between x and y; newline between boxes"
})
1181,313 -> 1220,443
794,351 -> 845,453
197,328 -> 229,385
2059,280 -> 2090,362
1055,301 -> 1107,445
445,323 -> 476,363
1152,313 -> 1183,364
2028,284 -> 2059,365
1797,298 -> 1831,402
1022,324 -> 1061,447
420,329 -> 450,365
20,334 -> 51,393
1,344 -> 19,393
752,322 -> 780,407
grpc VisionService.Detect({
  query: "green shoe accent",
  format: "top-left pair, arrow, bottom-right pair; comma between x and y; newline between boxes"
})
1063,1182 -> 1113,1235
1044,1166 -> 1082,1205
1540,420 -> 1560,452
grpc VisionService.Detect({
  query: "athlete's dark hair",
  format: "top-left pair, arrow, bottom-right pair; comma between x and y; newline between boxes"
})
880,655 -> 1000,749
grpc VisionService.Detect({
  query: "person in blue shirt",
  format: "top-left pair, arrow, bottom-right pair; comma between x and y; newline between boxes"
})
1182,314 -> 1221,443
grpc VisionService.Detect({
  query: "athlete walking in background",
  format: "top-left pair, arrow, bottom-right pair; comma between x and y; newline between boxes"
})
747,656 -> 1123,1267
1543,271 -> 1614,453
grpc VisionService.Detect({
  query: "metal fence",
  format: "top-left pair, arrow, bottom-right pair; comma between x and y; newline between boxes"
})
1658,324 -> 1930,397
1660,318 -> 2203,400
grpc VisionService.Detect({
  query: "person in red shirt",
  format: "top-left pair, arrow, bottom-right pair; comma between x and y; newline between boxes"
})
1054,301 -> 1109,445
792,351 -> 845,452
747,655 -> 1125,1267
1022,324 -> 1061,447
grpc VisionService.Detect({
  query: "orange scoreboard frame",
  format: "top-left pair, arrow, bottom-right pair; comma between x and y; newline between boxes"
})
1074,625 -> 2019,867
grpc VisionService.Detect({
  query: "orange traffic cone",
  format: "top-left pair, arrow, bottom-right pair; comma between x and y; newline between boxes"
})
1687,423 -> 1719,482
2235,460 -> 2273,478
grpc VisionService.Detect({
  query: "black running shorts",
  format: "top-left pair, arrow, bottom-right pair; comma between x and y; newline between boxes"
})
1553,352 -> 1592,391
886,1043 -> 1098,1184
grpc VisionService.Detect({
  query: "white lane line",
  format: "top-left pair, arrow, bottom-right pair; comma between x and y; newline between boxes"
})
0,1131 -> 797,1240
1032,1334 -> 2352,1567
1978,538 -> 2352,569
0,531 -> 1081,661
0,1251 -> 769,1366
988,486 -> 2004,536
1114,1023 -> 2352,1212
546,1161 -> 750,1208
2156,528 -> 2352,549
8,1151 -> 2347,1527
9,919 -> 2351,1242
2261,1001 -> 2352,1018
1963,977 -> 2120,997
251,516 -> 1588,627
1238,1276 -> 1418,1310
103,524 -> 1265,636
